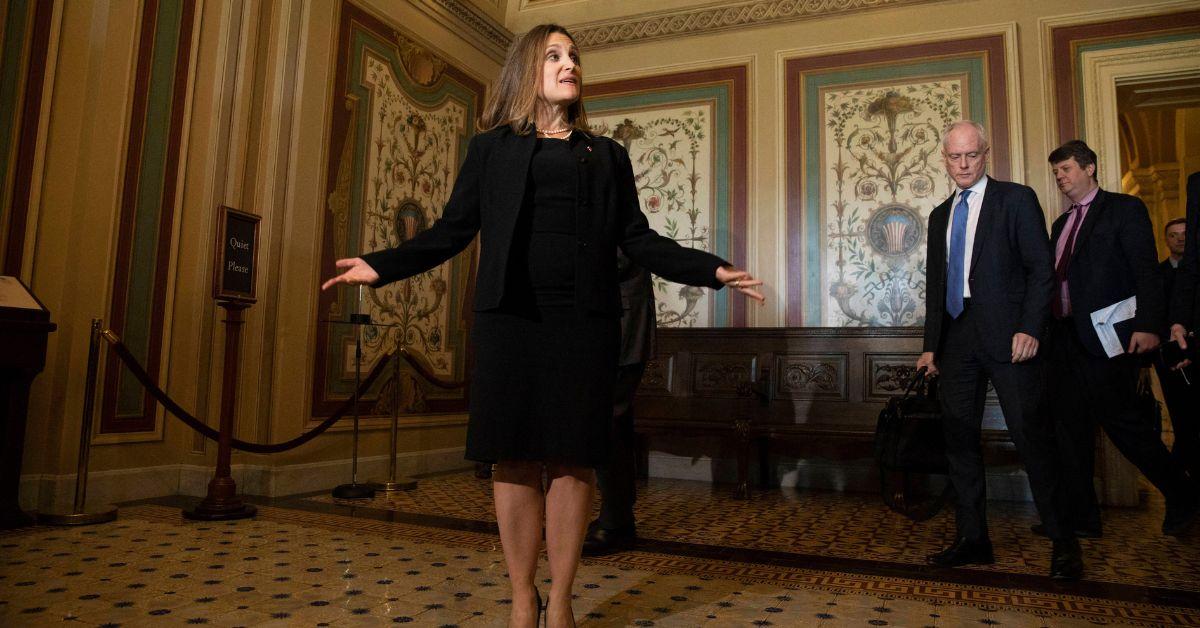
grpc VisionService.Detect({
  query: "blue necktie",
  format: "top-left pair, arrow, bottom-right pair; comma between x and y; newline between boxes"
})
946,190 -> 971,319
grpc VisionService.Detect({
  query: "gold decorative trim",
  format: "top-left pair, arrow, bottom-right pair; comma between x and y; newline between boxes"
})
571,0 -> 942,50
410,0 -> 513,62
396,32 -> 448,86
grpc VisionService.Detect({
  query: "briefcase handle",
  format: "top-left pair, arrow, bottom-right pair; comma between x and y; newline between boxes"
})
901,366 -> 928,401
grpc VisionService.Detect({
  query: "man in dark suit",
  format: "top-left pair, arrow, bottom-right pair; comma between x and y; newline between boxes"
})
583,251 -> 654,555
1156,218 -> 1199,480
1044,141 -> 1198,538
1170,173 -> 1200,351
919,120 -> 1079,579
1168,172 -> 1199,468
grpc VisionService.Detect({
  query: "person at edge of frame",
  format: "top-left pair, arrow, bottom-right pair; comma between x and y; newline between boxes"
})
1154,217 -> 1199,481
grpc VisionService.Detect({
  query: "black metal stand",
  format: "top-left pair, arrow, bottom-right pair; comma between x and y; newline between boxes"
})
333,312 -> 375,500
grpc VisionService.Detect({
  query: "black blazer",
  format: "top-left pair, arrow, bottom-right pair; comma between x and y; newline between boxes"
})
1160,258 -> 1178,316
1050,188 -> 1164,357
1170,172 -> 1200,331
616,250 -> 654,366
923,177 -> 1053,362
360,126 -> 727,316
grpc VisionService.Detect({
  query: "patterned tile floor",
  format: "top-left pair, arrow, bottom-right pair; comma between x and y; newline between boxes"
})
0,474 -> 1196,627
312,473 -> 1200,593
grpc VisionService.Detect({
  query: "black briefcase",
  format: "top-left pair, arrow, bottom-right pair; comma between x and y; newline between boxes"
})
1137,367 -> 1162,436
874,368 -> 953,521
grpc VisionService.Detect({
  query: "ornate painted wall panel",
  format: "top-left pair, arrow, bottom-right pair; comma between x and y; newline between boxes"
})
820,79 -> 962,326
314,1 -> 484,418
0,0 -> 52,276
100,0 -> 196,433
785,36 -> 1014,327
586,65 -> 749,327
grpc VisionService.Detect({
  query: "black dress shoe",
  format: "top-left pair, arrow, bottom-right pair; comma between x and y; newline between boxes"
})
582,525 -> 636,556
1050,538 -> 1083,580
1031,523 -> 1102,539
926,537 -> 994,567
1163,492 -> 1200,536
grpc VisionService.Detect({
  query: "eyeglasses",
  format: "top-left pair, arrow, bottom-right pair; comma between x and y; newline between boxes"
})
945,151 -> 985,161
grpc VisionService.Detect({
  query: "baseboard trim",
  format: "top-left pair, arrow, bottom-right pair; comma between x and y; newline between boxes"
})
19,447 -> 471,512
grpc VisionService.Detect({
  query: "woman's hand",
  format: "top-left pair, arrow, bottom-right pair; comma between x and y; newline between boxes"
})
715,266 -> 766,303
321,257 -> 380,291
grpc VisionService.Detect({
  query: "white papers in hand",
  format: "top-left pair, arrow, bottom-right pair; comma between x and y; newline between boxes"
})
1089,296 -> 1137,358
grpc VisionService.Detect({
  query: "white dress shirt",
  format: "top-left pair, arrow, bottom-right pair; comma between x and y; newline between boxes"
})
944,176 -> 988,298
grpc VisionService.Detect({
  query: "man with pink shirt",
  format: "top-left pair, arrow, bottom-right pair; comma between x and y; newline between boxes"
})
1043,140 -> 1198,539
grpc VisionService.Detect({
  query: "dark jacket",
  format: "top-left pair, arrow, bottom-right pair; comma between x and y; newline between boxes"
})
1170,172 -> 1200,331
923,176 -> 1054,362
361,126 -> 727,316
1050,188 -> 1165,357
617,250 -> 654,366
1161,258 -> 1178,318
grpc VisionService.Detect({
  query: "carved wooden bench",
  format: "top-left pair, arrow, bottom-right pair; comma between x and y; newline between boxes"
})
633,327 -> 1015,498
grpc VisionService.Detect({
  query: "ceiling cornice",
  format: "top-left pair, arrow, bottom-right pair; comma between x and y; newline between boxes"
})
411,0 -> 514,63
570,0 -> 942,50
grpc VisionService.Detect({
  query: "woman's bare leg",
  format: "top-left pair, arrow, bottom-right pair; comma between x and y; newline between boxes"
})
543,463 -> 595,628
493,461 -> 545,627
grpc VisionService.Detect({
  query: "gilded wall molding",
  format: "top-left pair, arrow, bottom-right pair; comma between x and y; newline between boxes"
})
571,0 -> 941,50
411,0 -> 514,62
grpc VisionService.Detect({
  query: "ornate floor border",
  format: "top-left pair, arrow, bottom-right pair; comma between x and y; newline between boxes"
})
111,503 -> 1200,627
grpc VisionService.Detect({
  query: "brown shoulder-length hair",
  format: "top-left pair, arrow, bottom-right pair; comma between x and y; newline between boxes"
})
480,24 -> 589,134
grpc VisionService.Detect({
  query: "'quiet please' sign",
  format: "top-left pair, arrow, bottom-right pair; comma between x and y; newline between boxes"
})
213,206 -> 260,303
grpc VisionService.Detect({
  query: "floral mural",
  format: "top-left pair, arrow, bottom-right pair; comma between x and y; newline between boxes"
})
591,105 -> 716,327
351,53 -> 466,376
821,80 -> 962,326
315,4 -> 482,418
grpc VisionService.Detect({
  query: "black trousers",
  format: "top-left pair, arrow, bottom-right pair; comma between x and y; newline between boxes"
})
1047,318 -> 1193,523
594,361 -> 647,531
1153,359 -> 1200,481
937,306 -> 1066,540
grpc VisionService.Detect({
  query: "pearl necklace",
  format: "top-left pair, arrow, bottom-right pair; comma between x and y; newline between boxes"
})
537,125 -> 572,136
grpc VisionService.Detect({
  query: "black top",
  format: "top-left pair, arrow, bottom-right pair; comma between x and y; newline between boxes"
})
1162,259 -> 1178,303
524,138 -> 577,307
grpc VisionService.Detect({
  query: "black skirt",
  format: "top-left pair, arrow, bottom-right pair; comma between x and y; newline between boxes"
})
464,306 -> 618,467
464,136 -> 620,467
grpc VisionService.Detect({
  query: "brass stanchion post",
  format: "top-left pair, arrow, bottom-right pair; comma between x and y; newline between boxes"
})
39,319 -> 117,526
184,303 -> 256,520
374,341 -> 416,492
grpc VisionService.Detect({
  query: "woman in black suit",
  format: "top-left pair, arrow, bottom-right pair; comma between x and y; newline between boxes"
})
323,24 -> 764,627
